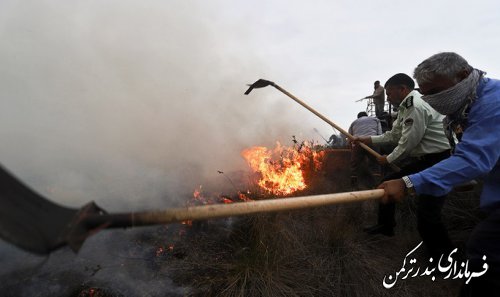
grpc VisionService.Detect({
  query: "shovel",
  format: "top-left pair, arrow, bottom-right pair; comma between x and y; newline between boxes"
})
244,79 -> 400,172
0,165 -> 384,255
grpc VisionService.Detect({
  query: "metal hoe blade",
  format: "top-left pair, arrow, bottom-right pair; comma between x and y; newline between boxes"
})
244,79 -> 275,95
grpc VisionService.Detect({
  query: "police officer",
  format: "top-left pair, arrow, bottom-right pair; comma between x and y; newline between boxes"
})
353,73 -> 453,259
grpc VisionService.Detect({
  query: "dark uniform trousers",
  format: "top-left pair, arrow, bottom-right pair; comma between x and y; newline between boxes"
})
378,150 -> 453,259
460,208 -> 500,296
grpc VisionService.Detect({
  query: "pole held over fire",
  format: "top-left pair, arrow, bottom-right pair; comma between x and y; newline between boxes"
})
244,79 -> 400,172
0,165 -> 383,255
103,189 -> 384,226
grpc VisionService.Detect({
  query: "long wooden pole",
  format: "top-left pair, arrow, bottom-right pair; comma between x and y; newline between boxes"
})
86,189 -> 384,227
272,84 -> 400,172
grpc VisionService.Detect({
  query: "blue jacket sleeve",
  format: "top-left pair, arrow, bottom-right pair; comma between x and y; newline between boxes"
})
409,95 -> 500,196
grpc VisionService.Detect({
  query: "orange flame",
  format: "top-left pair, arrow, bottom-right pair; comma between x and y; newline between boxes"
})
156,247 -> 164,256
241,141 -> 324,196
238,192 -> 253,202
221,197 -> 234,204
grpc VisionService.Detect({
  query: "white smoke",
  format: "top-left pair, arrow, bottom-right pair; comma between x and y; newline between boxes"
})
0,0 -> 316,211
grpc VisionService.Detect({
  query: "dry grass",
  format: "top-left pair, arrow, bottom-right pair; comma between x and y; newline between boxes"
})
168,196 -> 481,296
163,150 -> 483,296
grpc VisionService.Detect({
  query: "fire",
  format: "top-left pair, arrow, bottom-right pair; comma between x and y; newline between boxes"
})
241,141 -> 324,196
156,244 -> 176,257
156,247 -> 165,256
238,192 -> 252,202
181,220 -> 192,227
221,197 -> 234,204
189,185 -> 252,206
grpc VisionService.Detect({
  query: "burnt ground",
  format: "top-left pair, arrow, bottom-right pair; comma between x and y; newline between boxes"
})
0,149 -> 484,296
0,226 -> 186,297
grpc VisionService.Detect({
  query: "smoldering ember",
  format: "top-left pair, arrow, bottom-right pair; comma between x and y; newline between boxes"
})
0,135 -> 484,296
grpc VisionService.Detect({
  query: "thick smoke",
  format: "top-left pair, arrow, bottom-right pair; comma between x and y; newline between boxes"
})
0,2 -> 323,294
0,0 -> 316,211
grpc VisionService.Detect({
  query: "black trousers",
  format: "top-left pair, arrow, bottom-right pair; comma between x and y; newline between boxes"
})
350,144 -> 380,185
460,208 -> 500,296
377,150 -> 453,259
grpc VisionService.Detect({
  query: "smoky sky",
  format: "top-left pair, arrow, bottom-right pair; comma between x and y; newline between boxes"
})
0,0 -> 324,211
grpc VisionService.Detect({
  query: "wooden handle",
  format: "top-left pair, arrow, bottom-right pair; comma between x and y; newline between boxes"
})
90,189 -> 384,227
273,84 -> 400,172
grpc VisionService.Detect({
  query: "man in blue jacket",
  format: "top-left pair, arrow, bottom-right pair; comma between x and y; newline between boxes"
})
378,52 -> 500,295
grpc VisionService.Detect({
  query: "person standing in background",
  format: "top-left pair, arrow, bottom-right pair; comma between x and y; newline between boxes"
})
365,80 -> 386,117
348,111 -> 382,189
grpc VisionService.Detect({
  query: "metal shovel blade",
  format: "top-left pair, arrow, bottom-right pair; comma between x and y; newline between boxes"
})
0,165 -> 102,254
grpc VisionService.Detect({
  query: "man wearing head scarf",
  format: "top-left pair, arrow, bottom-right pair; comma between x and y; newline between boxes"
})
354,73 -> 453,260
378,52 -> 500,296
